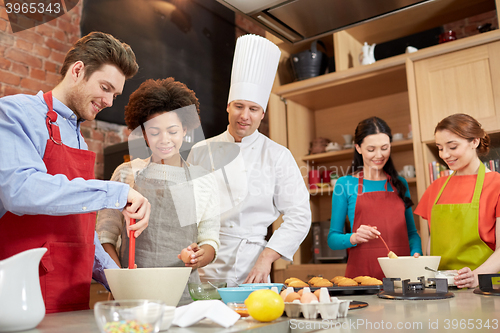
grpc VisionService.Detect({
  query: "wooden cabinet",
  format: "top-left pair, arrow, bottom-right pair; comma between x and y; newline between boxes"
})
269,27 -> 500,279
267,0 -> 500,281
414,41 -> 500,142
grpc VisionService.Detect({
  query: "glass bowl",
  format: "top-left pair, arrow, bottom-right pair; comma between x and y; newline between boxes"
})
94,300 -> 165,333
188,281 -> 227,301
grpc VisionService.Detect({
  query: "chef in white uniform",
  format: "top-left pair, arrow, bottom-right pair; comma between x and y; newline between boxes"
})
188,34 -> 311,286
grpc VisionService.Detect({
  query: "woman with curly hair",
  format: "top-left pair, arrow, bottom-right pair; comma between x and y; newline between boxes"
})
415,113 -> 500,289
328,117 -> 422,280
96,78 -> 220,305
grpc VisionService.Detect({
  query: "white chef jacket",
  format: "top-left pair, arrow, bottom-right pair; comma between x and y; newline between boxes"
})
187,129 -> 311,286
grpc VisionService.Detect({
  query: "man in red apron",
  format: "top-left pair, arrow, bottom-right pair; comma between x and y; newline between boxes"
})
0,32 -> 151,313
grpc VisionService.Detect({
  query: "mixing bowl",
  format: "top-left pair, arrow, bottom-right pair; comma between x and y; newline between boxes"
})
217,287 -> 254,304
94,300 -> 165,333
188,281 -> 227,301
378,256 -> 441,286
105,267 -> 191,306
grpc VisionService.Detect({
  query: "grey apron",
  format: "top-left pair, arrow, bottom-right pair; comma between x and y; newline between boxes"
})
120,159 -> 199,305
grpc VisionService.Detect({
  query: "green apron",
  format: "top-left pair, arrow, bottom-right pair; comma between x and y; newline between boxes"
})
430,163 -> 494,270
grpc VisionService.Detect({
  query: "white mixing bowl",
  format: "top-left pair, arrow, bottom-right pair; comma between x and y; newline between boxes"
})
378,256 -> 441,286
105,267 -> 192,306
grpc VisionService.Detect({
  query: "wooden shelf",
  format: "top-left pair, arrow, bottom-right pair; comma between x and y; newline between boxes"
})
309,176 -> 417,196
344,0 -> 495,45
275,29 -> 500,111
303,139 -> 414,163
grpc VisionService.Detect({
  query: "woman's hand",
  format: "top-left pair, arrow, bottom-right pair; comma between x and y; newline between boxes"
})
178,243 -> 198,266
454,267 -> 477,288
177,243 -> 215,268
350,225 -> 380,245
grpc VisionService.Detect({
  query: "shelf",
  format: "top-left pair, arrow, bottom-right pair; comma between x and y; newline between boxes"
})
309,176 -> 417,196
275,57 -> 408,110
274,29 -> 500,111
344,0 -> 495,45
303,139 -> 414,163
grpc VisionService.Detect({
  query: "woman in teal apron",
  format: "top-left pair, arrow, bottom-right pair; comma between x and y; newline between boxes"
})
415,113 -> 500,288
96,78 -> 220,305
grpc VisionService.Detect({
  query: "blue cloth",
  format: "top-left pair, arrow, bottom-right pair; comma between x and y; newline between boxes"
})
0,91 -> 128,288
328,175 -> 422,255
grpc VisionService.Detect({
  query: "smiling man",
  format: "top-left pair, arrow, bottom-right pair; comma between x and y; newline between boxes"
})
188,34 -> 311,286
0,32 -> 151,313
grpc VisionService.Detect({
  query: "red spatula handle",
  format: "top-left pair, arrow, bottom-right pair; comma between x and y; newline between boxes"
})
128,218 -> 136,269
378,234 -> 391,253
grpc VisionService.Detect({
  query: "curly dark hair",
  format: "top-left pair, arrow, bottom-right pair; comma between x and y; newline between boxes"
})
125,78 -> 201,131
351,117 -> 414,209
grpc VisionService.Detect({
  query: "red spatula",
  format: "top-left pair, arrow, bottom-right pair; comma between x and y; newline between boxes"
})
128,218 -> 136,269
379,234 -> 398,258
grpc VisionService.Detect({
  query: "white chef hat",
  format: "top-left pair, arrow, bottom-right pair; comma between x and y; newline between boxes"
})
227,34 -> 281,112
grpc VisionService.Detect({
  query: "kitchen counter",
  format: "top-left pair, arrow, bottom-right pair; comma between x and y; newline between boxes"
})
292,289 -> 500,333
15,289 -> 500,333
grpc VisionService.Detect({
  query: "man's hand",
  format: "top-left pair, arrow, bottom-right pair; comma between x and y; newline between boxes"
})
244,248 -> 281,284
122,188 -> 151,237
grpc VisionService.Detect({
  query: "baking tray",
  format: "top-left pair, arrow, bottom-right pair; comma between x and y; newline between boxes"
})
294,285 -> 382,295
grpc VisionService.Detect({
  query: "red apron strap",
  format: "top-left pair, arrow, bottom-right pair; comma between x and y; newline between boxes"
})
43,91 -> 62,145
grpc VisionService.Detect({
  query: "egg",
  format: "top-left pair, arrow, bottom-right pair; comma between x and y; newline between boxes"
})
180,248 -> 192,263
284,292 -> 300,303
280,290 -> 288,301
313,289 -> 321,299
297,289 -> 304,296
300,292 -> 318,304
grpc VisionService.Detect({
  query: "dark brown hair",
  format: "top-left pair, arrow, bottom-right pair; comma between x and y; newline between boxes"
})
125,78 -> 200,131
434,113 -> 490,156
60,31 -> 138,80
352,117 -> 413,208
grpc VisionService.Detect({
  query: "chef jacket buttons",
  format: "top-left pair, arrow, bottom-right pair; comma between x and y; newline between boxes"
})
71,115 -> 75,119
82,206 -> 87,211
115,201 -> 120,207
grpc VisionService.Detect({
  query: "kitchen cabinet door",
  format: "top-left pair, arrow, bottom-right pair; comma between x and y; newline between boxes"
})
414,41 -> 500,142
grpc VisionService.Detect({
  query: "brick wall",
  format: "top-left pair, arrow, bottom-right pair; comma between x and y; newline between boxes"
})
444,10 -> 498,39
0,1 -> 130,179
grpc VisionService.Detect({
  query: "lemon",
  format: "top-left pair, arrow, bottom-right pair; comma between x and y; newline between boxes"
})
244,289 -> 285,322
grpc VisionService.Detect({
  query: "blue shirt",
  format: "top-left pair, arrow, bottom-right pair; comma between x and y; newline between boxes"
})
328,175 -> 422,255
0,91 -> 126,288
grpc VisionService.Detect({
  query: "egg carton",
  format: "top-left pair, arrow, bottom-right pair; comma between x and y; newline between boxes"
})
284,298 -> 351,320
282,287 -> 351,320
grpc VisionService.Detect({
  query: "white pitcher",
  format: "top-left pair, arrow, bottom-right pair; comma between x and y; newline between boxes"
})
0,248 -> 47,332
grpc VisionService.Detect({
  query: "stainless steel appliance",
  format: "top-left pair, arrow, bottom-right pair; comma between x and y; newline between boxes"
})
216,0 -> 433,44
312,220 -> 347,263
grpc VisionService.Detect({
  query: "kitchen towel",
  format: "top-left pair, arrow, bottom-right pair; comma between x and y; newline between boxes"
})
172,300 -> 240,328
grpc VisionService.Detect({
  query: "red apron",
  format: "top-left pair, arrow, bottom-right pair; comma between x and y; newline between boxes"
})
345,172 -> 410,280
0,91 -> 96,313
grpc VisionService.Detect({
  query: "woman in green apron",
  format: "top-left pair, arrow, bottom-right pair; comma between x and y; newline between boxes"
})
96,78 -> 220,305
415,113 -> 500,288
